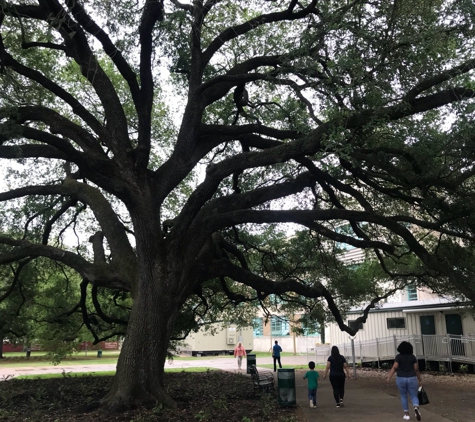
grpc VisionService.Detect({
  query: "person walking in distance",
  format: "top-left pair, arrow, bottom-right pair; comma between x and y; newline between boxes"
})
233,342 -> 247,370
303,361 -> 320,408
272,340 -> 282,372
323,346 -> 351,408
386,341 -> 423,421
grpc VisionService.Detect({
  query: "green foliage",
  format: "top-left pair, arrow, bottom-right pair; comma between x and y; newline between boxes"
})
1,0 -> 475,407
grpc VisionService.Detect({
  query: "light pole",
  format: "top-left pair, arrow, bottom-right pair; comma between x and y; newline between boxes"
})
349,335 -> 357,379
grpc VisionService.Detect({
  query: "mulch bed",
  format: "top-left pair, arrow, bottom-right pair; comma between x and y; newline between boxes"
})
0,371 -> 305,422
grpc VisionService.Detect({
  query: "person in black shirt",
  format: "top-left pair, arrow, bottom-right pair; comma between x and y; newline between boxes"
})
387,341 -> 423,421
323,346 -> 351,407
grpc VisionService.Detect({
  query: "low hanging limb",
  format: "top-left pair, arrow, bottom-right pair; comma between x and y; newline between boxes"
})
91,283 -> 128,326
219,276 -> 255,305
80,279 -> 127,344
79,278 -> 100,343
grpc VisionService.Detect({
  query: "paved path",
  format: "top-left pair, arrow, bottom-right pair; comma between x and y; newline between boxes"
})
0,355 -> 452,422
0,356 -> 243,378
295,372 -> 450,422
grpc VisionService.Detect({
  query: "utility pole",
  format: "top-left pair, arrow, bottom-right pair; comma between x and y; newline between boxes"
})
350,336 -> 357,379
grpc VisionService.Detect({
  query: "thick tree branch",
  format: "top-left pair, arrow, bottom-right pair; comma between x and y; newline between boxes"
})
0,182 -> 136,269
21,41 -> 66,52
4,0 -> 132,158
42,197 -> 78,245
135,0 -> 165,170
0,37 -> 104,137
0,240 -> 92,273
405,58 -> 475,102
202,1 -> 318,67
207,257 -> 358,336
91,283 -> 128,325
170,0 -> 193,12
6,106 -> 104,154
179,87 -> 475,237
63,0 -> 141,103
0,144 -> 68,160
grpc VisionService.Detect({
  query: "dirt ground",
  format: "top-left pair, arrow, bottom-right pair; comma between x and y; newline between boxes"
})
0,370 -> 305,422
0,368 -> 473,422
354,368 -> 475,422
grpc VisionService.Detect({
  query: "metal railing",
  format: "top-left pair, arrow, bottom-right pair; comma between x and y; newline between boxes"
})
312,334 -> 475,371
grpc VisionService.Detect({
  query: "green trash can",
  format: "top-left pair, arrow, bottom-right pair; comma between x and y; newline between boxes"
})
246,354 -> 256,374
277,368 -> 296,406
97,349 -> 102,358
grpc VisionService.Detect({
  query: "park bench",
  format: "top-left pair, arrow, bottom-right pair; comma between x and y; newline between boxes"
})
249,364 -> 275,393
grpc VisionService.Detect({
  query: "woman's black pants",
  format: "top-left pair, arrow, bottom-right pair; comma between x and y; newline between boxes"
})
329,375 -> 346,404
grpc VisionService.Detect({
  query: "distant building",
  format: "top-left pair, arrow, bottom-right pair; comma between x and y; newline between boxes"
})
252,312 -> 322,354
328,296 -> 475,345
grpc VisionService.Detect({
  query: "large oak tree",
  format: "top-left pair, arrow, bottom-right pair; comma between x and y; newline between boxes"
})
1,0 -> 475,410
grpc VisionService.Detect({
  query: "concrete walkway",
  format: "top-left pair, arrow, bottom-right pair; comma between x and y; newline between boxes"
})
0,355 -> 452,422
295,371 -> 450,422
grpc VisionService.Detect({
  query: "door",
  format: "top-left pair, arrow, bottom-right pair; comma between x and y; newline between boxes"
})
420,315 -> 436,356
420,315 -> 436,335
445,314 -> 464,356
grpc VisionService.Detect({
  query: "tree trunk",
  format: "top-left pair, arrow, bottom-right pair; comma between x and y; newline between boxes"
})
101,274 -> 179,410
319,319 -> 325,344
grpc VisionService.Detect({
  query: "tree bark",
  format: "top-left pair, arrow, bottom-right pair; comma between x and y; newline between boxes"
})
101,276 -> 179,410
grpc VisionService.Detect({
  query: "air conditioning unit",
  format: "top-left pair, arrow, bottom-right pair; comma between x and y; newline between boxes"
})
227,337 -> 235,344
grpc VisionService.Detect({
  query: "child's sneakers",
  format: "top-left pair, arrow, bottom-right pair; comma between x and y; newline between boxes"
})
309,400 -> 315,408
340,400 -> 344,407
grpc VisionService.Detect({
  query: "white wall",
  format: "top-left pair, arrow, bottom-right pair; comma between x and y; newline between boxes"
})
328,308 -> 475,345
252,335 -> 321,354
329,310 -> 411,344
182,324 -> 254,353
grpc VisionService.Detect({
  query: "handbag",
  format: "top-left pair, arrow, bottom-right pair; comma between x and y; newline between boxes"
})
418,386 -> 429,405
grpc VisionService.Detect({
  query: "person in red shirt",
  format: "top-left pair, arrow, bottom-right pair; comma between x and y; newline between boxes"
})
234,342 -> 247,370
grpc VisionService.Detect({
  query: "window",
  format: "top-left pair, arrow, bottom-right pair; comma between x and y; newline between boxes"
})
271,316 -> 290,336
253,318 -> 263,337
407,285 -> 418,301
387,318 -> 406,329
348,320 -> 363,331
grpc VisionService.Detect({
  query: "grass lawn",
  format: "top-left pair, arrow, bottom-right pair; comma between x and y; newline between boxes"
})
173,351 -> 302,360
1,351 -> 120,367
253,351 -> 296,358
1,350 -> 307,367
14,367 -> 217,379
1,357 -> 119,367
258,363 -> 325,370
3,350 -> 120,358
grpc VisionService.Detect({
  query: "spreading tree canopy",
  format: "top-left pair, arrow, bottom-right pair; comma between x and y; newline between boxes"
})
1,0 -> 475,410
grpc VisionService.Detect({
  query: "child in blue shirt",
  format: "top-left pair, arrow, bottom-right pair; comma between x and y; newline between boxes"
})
303,361 -> 319,408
